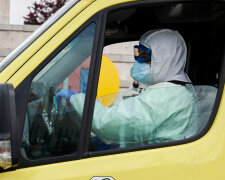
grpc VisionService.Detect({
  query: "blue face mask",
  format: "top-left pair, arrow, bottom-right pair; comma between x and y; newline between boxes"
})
130,61 -> 151,83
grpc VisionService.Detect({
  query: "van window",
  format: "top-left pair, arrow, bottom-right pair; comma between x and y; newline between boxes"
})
83,3 -> 223,152
22,23 -> 96,159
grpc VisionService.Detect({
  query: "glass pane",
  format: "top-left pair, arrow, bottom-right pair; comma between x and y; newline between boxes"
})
22,23 -> 96,159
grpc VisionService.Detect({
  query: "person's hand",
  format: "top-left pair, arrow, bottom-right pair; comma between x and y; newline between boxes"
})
56,89 -> 78,105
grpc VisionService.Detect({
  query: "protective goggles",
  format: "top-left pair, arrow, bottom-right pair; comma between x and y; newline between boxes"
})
134,44 -> 151,63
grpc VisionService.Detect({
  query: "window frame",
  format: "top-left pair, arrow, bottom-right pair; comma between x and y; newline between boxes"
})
15,10 -> 106,168
14,0 -> 225,169
81,1 -> 225,159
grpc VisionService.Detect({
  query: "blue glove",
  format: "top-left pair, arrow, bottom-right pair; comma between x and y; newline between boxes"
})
56,89 -> 78,106
92,136 -> 119,151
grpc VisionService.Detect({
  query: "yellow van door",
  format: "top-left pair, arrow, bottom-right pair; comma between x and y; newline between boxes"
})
1,0 -> 225,180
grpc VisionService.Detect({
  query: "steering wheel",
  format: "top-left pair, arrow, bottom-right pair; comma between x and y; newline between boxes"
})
47,96 -> 82,156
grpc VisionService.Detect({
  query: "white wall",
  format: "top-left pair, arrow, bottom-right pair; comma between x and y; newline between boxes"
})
0,0 -> 10,24
0,24 -> 39,61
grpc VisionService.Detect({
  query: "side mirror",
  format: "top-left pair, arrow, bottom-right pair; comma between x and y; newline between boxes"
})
0,83 -> 18,170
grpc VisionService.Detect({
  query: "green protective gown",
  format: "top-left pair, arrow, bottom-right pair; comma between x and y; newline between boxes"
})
70,82 -> 199,147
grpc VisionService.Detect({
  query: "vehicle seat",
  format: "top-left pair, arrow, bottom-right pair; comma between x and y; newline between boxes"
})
194,85 -> 217,133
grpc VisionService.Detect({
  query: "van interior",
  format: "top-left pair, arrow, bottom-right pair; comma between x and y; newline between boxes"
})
105,2 -> 225,87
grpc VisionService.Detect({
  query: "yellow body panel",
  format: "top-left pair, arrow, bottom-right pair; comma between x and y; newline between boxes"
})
0,0 -> 224,179
0,86 -> 225,180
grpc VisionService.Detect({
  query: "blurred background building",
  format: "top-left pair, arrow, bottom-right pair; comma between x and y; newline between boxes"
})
0,0 -> 39,61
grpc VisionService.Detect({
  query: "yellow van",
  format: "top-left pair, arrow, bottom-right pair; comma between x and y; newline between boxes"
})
1,0 -> 225,179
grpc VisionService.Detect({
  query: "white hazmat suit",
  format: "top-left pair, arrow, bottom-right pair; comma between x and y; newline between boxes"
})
70,29 -> 199,147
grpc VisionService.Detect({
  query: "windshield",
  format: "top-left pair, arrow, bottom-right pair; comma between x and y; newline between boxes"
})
0,0 -> 80,72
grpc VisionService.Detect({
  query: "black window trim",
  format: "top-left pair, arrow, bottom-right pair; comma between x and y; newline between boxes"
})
15,10 -> 105,169
78,9 -> 108,155
81,0 -> 225,159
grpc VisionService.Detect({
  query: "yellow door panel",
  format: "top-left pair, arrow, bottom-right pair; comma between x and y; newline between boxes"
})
0,85 -> 225,180
0,87 -> 224,179
1,0 -> 224,179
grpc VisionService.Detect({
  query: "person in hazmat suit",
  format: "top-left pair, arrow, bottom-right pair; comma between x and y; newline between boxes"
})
69,29 -> 199,147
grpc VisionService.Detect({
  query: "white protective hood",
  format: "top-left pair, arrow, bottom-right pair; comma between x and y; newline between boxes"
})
139,29 -> 190,85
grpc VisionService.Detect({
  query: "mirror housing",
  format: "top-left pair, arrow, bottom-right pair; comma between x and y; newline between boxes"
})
0,83 -> 18,170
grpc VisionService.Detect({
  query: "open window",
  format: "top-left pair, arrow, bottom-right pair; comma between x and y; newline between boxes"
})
84,2 -> 225,153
